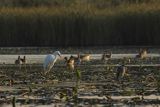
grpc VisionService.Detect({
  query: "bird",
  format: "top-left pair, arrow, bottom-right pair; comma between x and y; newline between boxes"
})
20,56 -> 27,64
78,53 -> 91,61
70,55 -> 81,65
101,51 -> 112,61
136,49 -> 147,59
15,56 -> 22,70
116,64 -> 127,80
123,57 -> 131,64
141,49 -> 147,58
15,56 -> 22,65
43,51 -> 61,74
64,56 -> 75,71
9,79 -> 14,86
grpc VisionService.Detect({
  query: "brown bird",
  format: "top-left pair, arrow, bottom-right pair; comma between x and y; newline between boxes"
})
15,56 -> 23,70
20,56 -> 27,64
123,57 -> 131,64
9,79 -> 14,86
15,56 -> 22,65
116,64 -> 127,80
64,56 -> 75,71
101,51 -> 112,61
136,49 -> 147,59
70,55 -> 81,65
78,53 -> 91,61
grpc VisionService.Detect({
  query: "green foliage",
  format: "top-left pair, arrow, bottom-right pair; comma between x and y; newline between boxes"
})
122,88 -> 135,96
76,69 -> 81,80
72,86 -> 78,100
29,86 -> 32,93
12,96 -> 16,107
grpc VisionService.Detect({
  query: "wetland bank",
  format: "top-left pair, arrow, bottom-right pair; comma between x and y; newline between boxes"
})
1,0 -> 160,107
0,47 -> 160,107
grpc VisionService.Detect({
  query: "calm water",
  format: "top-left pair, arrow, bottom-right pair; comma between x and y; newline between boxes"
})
0,54 -> 159,64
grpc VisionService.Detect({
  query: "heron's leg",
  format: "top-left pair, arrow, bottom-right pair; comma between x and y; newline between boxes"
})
44,70 -> 49,75
39,70 -> 48,80
39,67 -> 47,77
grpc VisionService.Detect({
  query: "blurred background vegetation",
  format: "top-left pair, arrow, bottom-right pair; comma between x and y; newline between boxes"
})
0,0 -> 160,46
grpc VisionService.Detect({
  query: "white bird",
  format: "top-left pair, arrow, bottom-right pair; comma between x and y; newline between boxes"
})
43,51 -> 61,74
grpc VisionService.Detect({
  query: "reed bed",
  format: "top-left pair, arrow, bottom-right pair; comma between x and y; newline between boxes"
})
0,0 -> 160,46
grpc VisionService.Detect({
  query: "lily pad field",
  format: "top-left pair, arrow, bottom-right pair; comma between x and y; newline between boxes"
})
0,47 -> 160,107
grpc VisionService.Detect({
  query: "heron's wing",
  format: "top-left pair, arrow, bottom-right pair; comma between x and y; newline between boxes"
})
47,60 -> 55,70
43,54 -> 56,69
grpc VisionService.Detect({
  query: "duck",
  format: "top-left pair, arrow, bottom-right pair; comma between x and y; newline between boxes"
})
15,56 -> 22,65
64,56 -> 75,71
136,49 -> 147,59
101,51 -> 112,61
116,64 -> 127,80
20,56 -> 27,64
70,55 -> 81,65
78,53 -> 91,61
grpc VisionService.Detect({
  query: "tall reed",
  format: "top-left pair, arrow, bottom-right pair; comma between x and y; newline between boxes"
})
0,1 -> 160,46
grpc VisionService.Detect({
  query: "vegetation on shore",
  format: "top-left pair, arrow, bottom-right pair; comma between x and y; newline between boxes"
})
0,0 -> 160,46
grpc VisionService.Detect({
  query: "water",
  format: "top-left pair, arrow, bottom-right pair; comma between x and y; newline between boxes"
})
0,52 -> 160,107
0,54 -> 159,64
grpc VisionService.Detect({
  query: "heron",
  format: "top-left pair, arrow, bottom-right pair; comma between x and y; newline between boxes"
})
43,51 -> 61,74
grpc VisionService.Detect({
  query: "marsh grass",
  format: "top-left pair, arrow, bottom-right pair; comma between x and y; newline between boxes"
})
12,96 -> 16,107
1,56 -> 160,105
0,1 -> 160,46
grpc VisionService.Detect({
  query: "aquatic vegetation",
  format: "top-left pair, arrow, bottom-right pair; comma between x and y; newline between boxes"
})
0,53 -> 160,106
12,96 -> 16,107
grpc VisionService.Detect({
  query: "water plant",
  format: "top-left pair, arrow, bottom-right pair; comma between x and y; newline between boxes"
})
12,96 -> 16,107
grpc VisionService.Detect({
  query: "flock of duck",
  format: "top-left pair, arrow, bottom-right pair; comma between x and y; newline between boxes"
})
14,49 -> 148,80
